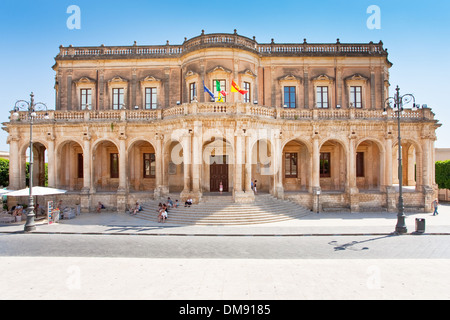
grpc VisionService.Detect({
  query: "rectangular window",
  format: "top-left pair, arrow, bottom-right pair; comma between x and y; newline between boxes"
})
350,86 -> 362,108
80,89 -> 92,110
112,88 -> 124,110
212,79 -> 226,102
320,152 -> 331,177
110,153 -> 119,178
189,83 -> 197,102
145,87 -> 157,109
316,86 -> 329,108
77,153 -> 83,179
356,152 -> 365,177
243,82 -> 251,103
143,153 -> 156,178
284,153 -> 298,178
283,86 -> 296,108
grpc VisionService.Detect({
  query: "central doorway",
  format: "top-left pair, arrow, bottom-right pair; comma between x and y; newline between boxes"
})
210,155 -> 228,192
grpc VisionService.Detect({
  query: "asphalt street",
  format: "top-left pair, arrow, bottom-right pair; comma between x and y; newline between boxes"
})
1,233 -> 450,259
1,233 -> 450,300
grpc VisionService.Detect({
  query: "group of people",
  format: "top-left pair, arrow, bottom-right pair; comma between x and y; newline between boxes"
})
157,197 -> 179,222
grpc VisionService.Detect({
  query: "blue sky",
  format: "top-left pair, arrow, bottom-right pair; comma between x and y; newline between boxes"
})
0,0 -> 449,151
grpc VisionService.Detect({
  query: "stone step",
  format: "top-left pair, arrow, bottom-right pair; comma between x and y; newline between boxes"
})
132,194 -> 312,225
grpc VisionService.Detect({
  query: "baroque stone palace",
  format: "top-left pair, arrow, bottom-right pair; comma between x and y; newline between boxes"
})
4,31 -> 441,213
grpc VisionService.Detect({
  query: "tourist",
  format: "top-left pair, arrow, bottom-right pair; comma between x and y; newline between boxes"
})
158,204 -> 168,223
254,180 -> 257,194
166,197 -> 173,207
132,202 -> 140,215
185,198 -> 192,207
219,181 -> 223,194
432,198 -> 439,216
174,200 -> 179,208
96,201 -> 104,213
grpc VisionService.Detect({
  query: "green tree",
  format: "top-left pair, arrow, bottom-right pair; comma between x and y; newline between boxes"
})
0,158 -> 9,187
435,160 -> 450,189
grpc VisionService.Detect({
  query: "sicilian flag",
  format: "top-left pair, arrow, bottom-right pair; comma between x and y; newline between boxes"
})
203,81 -> 215,101
231,80 -> 248,95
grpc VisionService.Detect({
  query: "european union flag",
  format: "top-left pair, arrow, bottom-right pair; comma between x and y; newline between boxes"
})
203,81 -> 215,101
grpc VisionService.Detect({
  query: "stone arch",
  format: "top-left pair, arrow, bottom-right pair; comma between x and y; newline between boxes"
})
202,136 -> 234,192
162,138 -> 184,193
251,138 -> 274,193
356,138 -> 385,190
392,138 -> 423,190
19,140 -> 48,189
127,139 -> 157,192
91,139 -> 120,192
319,139 -> 347,191
282,138 -> 311,192
56,140 -> 84,191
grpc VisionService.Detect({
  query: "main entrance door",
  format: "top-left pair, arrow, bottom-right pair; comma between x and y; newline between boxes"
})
210,155 -> 228,192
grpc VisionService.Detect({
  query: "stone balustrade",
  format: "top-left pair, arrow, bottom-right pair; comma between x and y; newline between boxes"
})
57,33 -> 387,59
9,103 -> 437,123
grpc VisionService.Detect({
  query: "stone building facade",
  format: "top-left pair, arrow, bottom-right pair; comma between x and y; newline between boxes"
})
4,31 -> 441,213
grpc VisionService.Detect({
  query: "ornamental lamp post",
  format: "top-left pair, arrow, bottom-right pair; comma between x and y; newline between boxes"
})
12,92 -> 49,232
383,86 -> 418,234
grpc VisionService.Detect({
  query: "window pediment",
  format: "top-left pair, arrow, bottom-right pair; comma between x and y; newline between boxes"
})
140,75 -> 161,84
312,74 -> 334,82
278,74 -> 302,83
344,73 -> 369,82
207,65 -> 232,74
108,76 -> 128,84
184,70 -> 199,80
75,76 -> 96,84
239,69 -> 256,78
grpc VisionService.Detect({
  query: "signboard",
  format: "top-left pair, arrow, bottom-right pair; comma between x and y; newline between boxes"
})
47,200 -> 60,224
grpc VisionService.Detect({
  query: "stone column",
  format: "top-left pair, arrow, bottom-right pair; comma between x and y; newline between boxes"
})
347,133 -> 359,212
180,131 -> 192,201
422,138 -> 434,212
274,130 -> 284,199
117,135 -> 127,212
244,134 -> 253,193
8,135 -> 20,190
311,133 -> 321,212
81,135 -> 91,212
384,134 -> 396,212
234,129 -> 254,203
234,131 -> 244,193
46,135 -> 56,188
154,133 -> 168,198
67,71 -> 73,110
192,122 -> 202,201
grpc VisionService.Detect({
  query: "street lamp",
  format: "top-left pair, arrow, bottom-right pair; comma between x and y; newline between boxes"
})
383,86 -> 418,234
12,92 -> 49,232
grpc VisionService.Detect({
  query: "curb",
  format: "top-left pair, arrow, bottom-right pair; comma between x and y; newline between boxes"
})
2,230 -> 450,237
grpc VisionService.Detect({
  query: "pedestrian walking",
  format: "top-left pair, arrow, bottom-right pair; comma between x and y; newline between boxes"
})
219,181 -> 223,194
253,180 -> 257,194
432,198 -> 439,216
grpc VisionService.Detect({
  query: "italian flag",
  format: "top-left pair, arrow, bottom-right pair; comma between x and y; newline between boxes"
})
231,80 -> 248,95
215,80 -> 228,102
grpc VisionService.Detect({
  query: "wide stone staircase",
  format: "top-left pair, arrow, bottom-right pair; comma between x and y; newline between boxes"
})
130,193 -> 312,225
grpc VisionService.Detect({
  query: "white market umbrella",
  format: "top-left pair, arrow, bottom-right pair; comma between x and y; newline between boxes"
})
6,186 -> 67,197
0,189 -> 11,195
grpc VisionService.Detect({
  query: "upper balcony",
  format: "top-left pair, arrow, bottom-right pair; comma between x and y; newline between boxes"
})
55,31 -> 389,61
8,103 -> 437,125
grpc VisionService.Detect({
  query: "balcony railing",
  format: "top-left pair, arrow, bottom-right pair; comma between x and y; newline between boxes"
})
57,33 -> 387,59
9,103 -> 436,123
